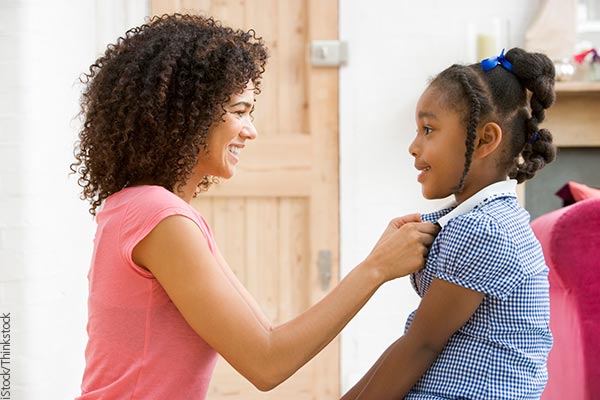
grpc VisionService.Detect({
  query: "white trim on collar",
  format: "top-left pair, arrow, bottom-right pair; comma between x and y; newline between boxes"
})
437,179 -> 517,228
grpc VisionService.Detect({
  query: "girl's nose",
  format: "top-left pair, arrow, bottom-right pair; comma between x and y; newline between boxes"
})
408,136 -> 419,157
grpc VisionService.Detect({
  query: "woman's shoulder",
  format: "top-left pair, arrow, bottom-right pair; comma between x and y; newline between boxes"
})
113,184 -> 182,202
105,185 -> 216,249
104,185 -> 187,211
99,185 -> 198,226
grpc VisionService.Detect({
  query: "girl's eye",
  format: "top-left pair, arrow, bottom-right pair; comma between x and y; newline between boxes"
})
416,126 -> 433,136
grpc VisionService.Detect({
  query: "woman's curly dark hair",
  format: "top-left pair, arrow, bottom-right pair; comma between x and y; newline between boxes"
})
429,47 -> 556,192
71,14 -> 268,215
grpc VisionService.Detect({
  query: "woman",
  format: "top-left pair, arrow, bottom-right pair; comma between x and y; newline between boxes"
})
72,14 -> 438,399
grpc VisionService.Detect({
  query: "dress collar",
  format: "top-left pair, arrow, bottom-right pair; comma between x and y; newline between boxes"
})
437,179 -> 517,228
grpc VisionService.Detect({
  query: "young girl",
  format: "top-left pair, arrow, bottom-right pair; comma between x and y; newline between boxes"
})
341,48 -> 556,399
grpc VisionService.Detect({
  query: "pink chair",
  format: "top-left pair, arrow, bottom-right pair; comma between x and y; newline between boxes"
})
531,198 -> 600,400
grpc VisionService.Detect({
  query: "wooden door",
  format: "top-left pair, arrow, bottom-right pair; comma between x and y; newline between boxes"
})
150,1 -> 340,398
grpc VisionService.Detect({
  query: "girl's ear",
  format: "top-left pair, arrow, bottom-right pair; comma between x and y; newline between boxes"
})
474,122 -> 502,159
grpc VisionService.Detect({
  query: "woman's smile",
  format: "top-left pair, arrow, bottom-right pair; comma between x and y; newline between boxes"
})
227,144 -> 243,164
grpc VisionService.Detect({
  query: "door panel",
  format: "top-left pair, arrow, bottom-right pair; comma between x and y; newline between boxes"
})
151,1 -> 339,398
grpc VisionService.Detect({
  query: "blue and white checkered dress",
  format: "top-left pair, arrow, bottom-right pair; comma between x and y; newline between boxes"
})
405,182 -> 552,400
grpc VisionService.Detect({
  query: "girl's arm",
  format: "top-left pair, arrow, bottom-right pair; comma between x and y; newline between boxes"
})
133,214 -> 437,391
341,278 -> 484,400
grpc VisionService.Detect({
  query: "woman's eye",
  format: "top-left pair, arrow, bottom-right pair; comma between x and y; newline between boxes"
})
229,110 -> 245,117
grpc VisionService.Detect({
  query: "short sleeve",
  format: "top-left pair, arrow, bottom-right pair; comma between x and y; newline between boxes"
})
118,187 -> 216,278
434,213 -> 524,300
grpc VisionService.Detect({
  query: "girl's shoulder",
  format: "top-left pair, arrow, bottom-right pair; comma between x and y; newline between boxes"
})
444,208 -> 506,236
448,196 -> 525,234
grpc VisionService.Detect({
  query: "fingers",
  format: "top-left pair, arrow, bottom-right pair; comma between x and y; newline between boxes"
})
421,242 -> 431,257
376,214 -> 423,248
388,213 -> 422,229
397,221 -> 438,248
367,219 -> 440,281
413,221 -> 440,235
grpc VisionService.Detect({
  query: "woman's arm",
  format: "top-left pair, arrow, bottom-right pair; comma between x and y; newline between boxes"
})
341,278 -> 484,400
212,213 -> 429,332
212,246 -> 272,330
133,214 -> 437,391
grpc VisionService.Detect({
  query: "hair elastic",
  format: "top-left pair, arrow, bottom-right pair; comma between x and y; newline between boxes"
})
529,131 -> 539,144
481,49 -> 513,72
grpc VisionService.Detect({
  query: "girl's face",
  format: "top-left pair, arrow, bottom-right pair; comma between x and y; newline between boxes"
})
196,82 -> 257,179
409,85 -> 469,201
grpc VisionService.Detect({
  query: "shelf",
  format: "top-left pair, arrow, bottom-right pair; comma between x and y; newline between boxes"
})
555,81 -> 600,93
576,21 -> 600,33
546,81 -> 600,147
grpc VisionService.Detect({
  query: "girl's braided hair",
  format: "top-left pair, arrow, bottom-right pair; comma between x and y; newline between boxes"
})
430,48 -> 556,193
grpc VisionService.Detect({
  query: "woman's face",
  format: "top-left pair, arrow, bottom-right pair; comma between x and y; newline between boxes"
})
197,82 -> 257,179
409,85 -> 468,201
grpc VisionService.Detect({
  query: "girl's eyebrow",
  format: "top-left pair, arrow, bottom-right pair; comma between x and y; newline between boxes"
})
418,111 -> 438,120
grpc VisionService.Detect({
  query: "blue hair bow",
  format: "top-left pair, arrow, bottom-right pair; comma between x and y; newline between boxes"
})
481,49 -> 513,72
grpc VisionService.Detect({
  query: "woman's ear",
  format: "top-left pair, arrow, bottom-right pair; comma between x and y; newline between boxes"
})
474,122 -> 502,159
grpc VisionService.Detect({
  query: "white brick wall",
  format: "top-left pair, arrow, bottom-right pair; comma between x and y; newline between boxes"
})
0,2 -> 97,398
0,1 -> 147,398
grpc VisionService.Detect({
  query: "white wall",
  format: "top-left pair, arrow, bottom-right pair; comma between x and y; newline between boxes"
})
0,1 -> 147,399
339,0 -> 542,393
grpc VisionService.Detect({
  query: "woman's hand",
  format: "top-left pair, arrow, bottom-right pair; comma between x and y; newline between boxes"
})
373,213 -> 422,247
364,214 -> 439,283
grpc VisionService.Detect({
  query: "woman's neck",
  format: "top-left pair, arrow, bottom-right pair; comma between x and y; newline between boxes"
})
177,167 -> 209,203
177,180 -> 198,203
128,178 -> 198,203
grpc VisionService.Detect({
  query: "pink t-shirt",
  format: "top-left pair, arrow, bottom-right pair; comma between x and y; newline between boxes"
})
77,185 -> 218,399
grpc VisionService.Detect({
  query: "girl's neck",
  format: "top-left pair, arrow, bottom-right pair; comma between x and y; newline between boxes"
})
453,174 -> 509,205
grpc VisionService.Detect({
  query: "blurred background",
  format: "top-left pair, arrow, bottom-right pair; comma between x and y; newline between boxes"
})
1,0 -> 598,398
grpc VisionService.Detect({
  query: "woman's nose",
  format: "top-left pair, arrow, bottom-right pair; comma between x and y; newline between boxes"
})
241,120 -> 258,140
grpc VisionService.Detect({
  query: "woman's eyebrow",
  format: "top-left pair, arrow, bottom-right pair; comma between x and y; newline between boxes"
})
229,101 -> 253,108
